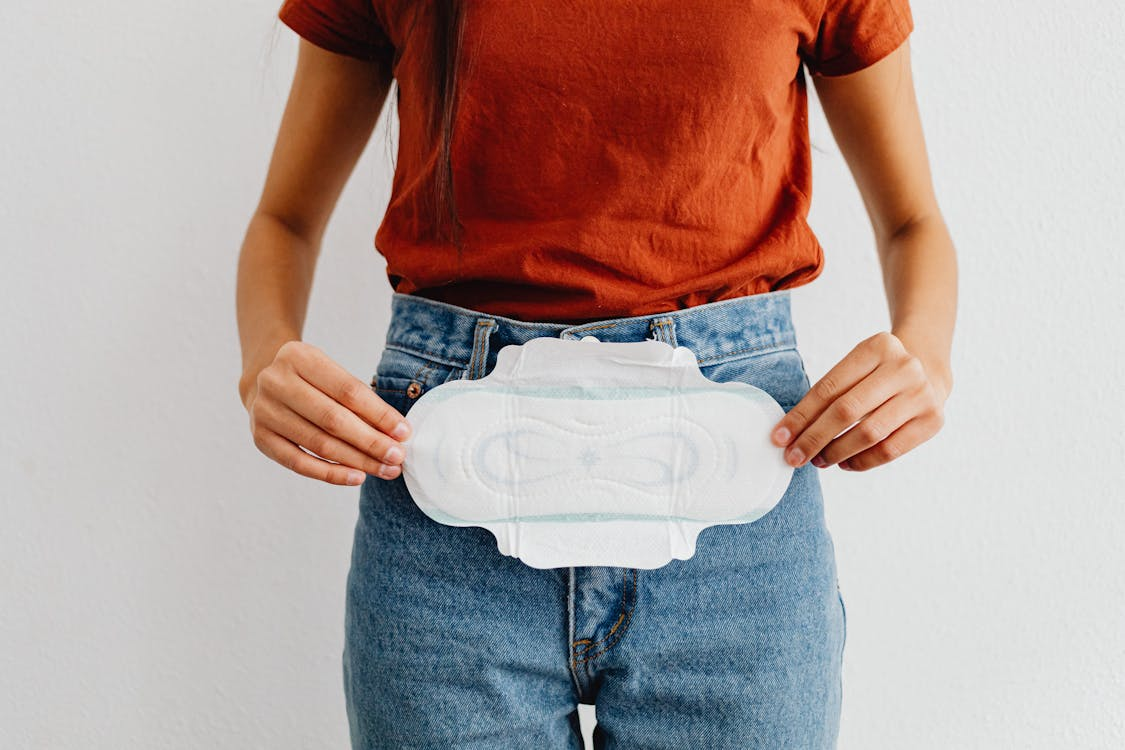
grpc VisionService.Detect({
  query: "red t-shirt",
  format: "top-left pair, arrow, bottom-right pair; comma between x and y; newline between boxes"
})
278,0 -> 913,323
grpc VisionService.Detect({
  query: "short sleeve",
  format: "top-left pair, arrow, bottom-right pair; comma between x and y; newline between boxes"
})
801,0 -> 914,77
277,0 -> 394,64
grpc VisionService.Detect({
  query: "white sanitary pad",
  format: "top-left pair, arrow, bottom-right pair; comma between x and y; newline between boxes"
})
399,336 -> 794,569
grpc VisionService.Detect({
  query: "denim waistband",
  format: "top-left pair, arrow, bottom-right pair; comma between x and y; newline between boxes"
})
383,290 -> 798,373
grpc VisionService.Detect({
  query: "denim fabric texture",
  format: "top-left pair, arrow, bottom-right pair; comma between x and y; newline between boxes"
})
345,290 -> 846,749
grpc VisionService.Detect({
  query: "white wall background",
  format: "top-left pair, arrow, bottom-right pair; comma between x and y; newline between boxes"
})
3,2 -> 1123,748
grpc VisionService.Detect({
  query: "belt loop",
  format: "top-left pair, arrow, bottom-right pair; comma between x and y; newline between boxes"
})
465,318 -> 497,380
648,316 -> 678,348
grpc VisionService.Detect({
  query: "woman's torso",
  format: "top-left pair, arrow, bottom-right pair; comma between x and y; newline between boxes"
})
280,0 -> 914,323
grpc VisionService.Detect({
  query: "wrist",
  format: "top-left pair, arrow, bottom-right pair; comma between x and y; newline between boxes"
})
238,372 -> 260,411
924,359 -> 954,400
238,332 -> 300,410
891,327 -> 953,399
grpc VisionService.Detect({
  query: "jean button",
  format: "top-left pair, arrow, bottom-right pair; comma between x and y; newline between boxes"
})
406,382 -> 422,399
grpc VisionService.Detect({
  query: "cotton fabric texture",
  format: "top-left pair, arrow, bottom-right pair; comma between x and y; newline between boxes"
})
348,289 -> 845,747
277,0 -> 914,323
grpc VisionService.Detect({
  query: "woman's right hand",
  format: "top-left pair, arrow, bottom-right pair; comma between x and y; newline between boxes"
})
242,340 -> 412,486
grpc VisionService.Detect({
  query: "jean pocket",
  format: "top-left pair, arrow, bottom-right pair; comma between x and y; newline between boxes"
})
370,347 -> 463,418
697,347 -> 810,413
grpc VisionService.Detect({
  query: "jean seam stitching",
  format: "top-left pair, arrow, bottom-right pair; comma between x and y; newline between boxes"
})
383,343 -> 465,370
698,342 -> 796,367
473,321 -> 487,378
656,317 -> 677,347
567,321 -> 622,334
385,330 -> 792,368
566,568 -> 584,701
572,568 -> 637,665
376,362 -> 432,394
392,289 -> 791,331
469,319 -> 495,379
572,567 -> 627,655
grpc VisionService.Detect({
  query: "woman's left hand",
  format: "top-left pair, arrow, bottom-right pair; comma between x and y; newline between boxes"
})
770,331 -> 952,472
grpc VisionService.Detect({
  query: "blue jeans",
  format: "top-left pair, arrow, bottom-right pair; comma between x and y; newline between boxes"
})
345,290 -> 845,749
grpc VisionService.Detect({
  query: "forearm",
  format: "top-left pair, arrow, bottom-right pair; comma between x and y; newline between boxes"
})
235,211 -> 320,408
878,214 -> 958,397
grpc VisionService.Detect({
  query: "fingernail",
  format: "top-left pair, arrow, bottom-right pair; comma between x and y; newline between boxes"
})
839,460 -> 852,471
378,464 -> 398,479
391,421 -> 411,440
811,455 -> 827,468
347,471 -> 366,485
786,448 -> 804,466
773,427 -> 791,443
384,445 -> 404,464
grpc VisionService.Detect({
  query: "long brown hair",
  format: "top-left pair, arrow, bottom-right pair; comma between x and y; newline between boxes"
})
420,1 -> 465,253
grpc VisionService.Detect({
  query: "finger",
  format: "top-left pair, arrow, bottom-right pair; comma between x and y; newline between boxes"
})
840,414 -> 941,471
275,370 -> 407,465
254,427 -> 370,486
771,340 -> 884,449
784,359 -> 912,467
269,399 -> 405,479
290,345 -> 412,441
812,388 -> 918,467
